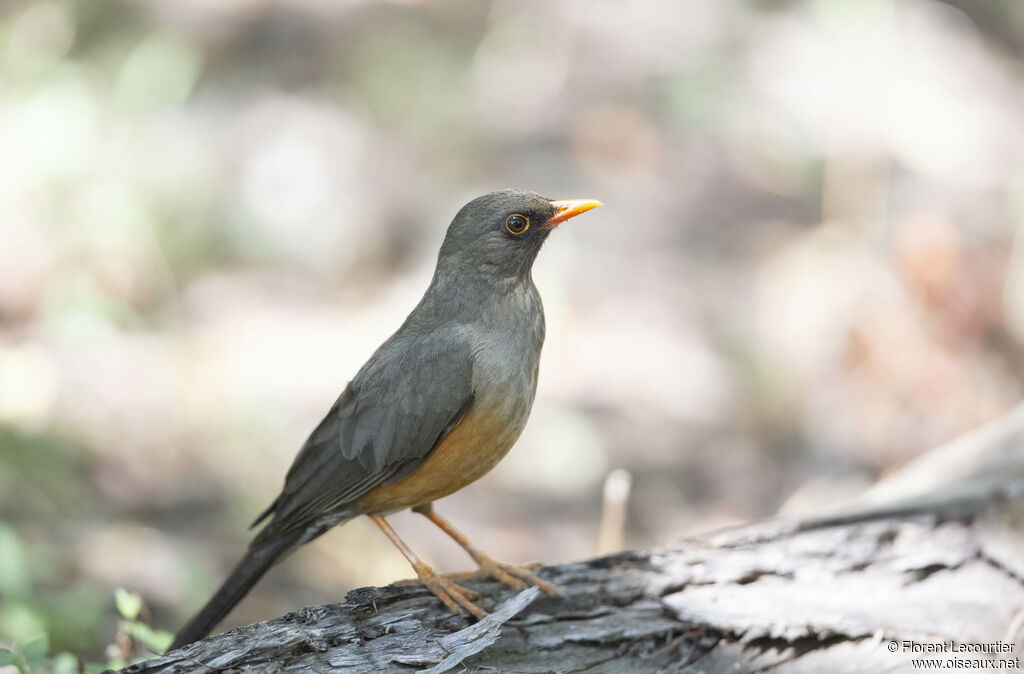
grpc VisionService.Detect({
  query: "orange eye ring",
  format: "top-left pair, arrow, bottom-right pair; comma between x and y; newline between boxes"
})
505,214 -> 530,235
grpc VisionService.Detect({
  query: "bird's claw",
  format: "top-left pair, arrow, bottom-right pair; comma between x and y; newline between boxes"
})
414,562 -> 488,619
472,553 -> 561,597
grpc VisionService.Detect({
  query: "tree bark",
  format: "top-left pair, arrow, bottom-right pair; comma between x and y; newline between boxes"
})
118,500 -> 1021,673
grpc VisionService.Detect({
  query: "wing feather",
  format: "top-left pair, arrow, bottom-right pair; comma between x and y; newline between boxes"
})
254,328 -> 473,542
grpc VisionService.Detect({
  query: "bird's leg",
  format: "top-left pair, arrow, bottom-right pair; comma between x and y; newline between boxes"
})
412,504 -> 560,597
367,513 -> 487,619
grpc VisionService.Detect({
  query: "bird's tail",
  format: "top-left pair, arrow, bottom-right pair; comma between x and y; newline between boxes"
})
168,531 -> 300,652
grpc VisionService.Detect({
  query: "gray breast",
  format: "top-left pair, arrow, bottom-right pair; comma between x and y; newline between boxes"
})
460,280 -> 545,436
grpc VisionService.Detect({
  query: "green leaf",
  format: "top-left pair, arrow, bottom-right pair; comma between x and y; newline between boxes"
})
0,649 -> 14,666
22,634 -> 49,666
51,652 -> 79,674
114,588 -> 142,620
122,621 -> 173,653
0,602 -> 48,645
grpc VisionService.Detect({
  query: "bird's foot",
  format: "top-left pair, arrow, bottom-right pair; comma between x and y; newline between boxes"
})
412,560 -> 488,619
471,552 -> 561,597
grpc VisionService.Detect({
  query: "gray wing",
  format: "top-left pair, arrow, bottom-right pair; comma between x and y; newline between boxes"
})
252,328 -> 474,542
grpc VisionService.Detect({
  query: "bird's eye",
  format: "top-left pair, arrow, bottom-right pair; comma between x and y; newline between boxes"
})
505,214 -> 530,235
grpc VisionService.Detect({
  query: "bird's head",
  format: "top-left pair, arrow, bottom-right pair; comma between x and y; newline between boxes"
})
437,189 -> 602,281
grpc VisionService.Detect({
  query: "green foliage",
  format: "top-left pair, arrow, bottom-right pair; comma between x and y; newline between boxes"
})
0,642 -> 103,674
1,589 -> 173,673
0,635 -> 73,674
114,589 -> 173,655
0,431 -> 111,652
114,588 -> 142,622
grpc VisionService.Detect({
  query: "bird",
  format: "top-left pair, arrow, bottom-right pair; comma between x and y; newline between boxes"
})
169,189 -> 602,650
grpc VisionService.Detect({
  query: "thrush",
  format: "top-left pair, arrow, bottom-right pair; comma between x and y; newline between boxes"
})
169,189 -> 602,650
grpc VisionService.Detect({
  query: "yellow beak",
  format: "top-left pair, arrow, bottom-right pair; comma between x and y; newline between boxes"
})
546,199 -> 603,228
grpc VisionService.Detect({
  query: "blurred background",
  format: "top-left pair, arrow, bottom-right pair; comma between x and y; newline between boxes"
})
2,0 -> 1024,663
